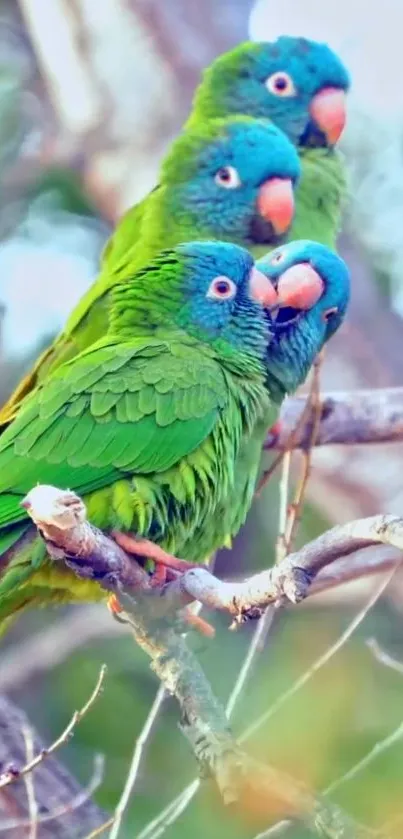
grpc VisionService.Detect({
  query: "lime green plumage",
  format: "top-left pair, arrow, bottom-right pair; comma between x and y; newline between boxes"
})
0,115 -> 300,426
0,35 -> 350,626
0,243 -> 271,621
290,148 -> 346,249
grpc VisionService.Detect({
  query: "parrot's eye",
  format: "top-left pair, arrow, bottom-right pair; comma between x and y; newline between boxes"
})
265,72 -> 296,97
270,250 -> 286,264
214,166 -> 241,188
206,275 -> 237,301
322,306 -> 338,322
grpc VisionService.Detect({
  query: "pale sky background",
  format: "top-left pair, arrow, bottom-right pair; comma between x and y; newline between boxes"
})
250,0 -> 402,119
250,0 -> 403,315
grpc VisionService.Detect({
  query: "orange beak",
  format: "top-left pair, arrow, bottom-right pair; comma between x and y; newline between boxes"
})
256,178 -> 295,236
276,263 -> 324,310
309,87 -> 347,146
249,267 -> 278,307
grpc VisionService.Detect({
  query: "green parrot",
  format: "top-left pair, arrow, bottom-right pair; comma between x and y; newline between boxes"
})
0,239 -> 351,626
0,241 -> 277,620
0,116 -> 299,429
209,238 -> 351,549
106,36 -> 350,270
0,36 -> 350,430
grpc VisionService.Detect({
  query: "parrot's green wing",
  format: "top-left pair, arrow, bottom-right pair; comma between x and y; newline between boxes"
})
0,337 -> 228,533
100,191 -> 155,274
0,336 -> 232,615
290,148 -> 347,249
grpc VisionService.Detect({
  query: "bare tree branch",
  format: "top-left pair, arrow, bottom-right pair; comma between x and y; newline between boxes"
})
0,755 -> 105,834
20,484 -> 400,838
0,666 -> 106,789
109,685 -> 166,839
140,562 -> 399,839
366,638 -> 403,676
22,484 -> 403,625
266,387 -> 403,450
0,695 -> 108,837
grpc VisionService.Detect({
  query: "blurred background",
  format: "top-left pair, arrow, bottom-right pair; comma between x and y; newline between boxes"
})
0,1 -> 403,837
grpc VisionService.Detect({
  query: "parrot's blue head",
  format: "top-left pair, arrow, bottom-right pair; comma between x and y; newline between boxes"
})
173,240 -> 276,361
161,116 -> 300,247
192,37 -> 350,148
112,240 -> 277,364
256,239 -> 350,396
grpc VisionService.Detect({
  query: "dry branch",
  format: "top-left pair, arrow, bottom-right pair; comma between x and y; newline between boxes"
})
152,565 -> 400,839
23,485 -> 403,626
114,598 -> 374,838
21,484 -> 399,838
266,387 -> 403,449
0,695 -> 108,837
0,665 -> 106,790
152,516 -> 403,622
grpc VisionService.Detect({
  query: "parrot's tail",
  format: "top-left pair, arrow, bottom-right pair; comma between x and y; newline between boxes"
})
0,524 -> 106,636
0,527 -> 46,629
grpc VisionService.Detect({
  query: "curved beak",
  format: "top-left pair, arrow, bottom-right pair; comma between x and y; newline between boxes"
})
249,267 -> 278,307
309,87 -> 347,145
276,263 -> 324,310
256,177 -> 295,236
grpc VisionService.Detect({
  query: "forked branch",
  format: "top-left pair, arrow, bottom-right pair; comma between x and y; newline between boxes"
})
21,483 -> 400,838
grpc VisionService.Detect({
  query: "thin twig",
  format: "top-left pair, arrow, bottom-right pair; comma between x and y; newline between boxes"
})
325,719 -> 403,796
256,450 -> 285,496
264,386 -> 403,449
253,822 -> 290,838
135,783 -> 200,839
22,724 -> 38,839
109,684 -> 167,839
257,368 -> 322,496
0,665 -> 107,788
139,565 -> 399,839
225,608 -> 276,719
276,450 -> 292,564
285,353 -> 323,552
366,638 -> 403,675
223,452 -> 287,718
112,600 -> 206,836
0,754 -> 105,832
252,714 -> 403,838
84,816 -> 115,839
226,363 -> 322,725
243,565 -> 399,742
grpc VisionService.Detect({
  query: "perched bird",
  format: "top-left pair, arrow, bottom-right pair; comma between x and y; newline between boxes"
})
0,241 -> 278,621
96,38 -> 351,538
107,35 -> 350,270
0,239 -> 350,628
209,238 -> 351,546
0,116 -> 300,428
259,239 -> 350,393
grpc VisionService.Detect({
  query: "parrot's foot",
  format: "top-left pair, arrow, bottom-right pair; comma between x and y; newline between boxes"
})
107,594 -> 214,637
108,593 -> 121,613
266,419 -> 282,444
112,531 -> 198,584
184,608 -> 215,638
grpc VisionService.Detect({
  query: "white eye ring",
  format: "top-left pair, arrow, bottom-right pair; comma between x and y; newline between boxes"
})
214,166 -> 241,189
206,275 -> 237,301
270,250 -> 286,265
265,71 -> 296,98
